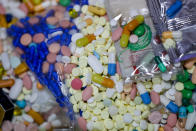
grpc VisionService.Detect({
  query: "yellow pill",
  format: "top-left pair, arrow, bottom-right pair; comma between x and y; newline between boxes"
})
88,5 -> 106,16
27,109 -> 44,125
175,82 -> 184,91
120,34 -> 130,48
14,62 -> 29,76
69,9 -> 78,18
14,107 -> 22,116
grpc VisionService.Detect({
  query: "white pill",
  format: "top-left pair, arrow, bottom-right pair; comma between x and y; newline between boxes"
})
48,113 -> 57,122
87,97 -> 94,104
30,93 -> 38,103
108,105 -> 118,116
134,110 -> 141,116
123,113 -> 133,123
9,79 -> 23,99
94,27 -> 104,36
88,55 -> 103,74
51,119 -> 61,127
1,52 -> 10,70
31,103 -> 40,112
71,33 -> 84,43
161,72 -> 171,81
153,84 -> 163,93
116,80 -> 123,93
73,4 -> 81,12
61,56 -> 71,64
56,55 -> 62,62
40,122 -> 49,129
86,72 -> 92,85
69,42 -> 76,54
22,114 -> 34,123
106,88 -> 116,98
87,121 -> 94,131
10,8 -> 26,18
140,120 -> 147,130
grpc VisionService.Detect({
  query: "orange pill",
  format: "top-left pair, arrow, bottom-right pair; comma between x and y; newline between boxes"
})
24,0 -> 34,12
14,62 -> 29,76
126,19 -> 140,31
37,82 -> 44,90
0,79 -> 15,88
24,121 -> 30,126
27,109 -> 44,125
86,34 -> 96,43
85,18 -> 93,26
162,31 -> 173,39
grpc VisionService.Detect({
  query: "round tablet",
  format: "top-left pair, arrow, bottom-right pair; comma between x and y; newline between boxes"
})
33,33 -> 45,43
71,78 -> 83,90
46,16 -> 58,25
129,34 -> 138,43
28,17 -> 39,25
59,20 -> 71,28
54,62 -> 64,74
48,43 -> 60,54
55,11 -> 64,20
46,53 -> 57,63
20,33 -> 32,46
61,45 -> 71,56
42,61 -> 49,73
64,63 -> 76,74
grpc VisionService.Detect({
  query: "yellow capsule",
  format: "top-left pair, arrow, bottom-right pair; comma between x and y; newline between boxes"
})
120,34 -> 130,48
14,107 -> 22,116
14,62 -> 29,76
92,74 -> 114,88
88,5 -> 106,16
69,9 -> 78,18
27,109 -> 44,125
76,34 -> 96,47
0,15 -> 7,28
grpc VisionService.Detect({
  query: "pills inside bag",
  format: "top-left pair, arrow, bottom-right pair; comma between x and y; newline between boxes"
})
0,0 -> 196,131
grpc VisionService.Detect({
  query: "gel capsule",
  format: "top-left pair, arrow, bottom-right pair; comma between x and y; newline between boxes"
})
76,34 -> 96,47
162,31 -> 182,40
92,74 -> 114,88
120,15 -> 144,48
154,56 -> 166,73
108,52 -> 116,76
137,83 -> 151,104
88,5 -> 106,16
166,0 -> 182,18
160,95 -> 178,113
0,79 -> 15,88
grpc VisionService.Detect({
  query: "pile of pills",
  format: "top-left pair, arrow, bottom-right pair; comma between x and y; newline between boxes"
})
0,0 -> 196,131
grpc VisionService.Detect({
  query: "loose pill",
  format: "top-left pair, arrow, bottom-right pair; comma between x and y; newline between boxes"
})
9,79 -> 23,99
42,61 -> 49,74
47,53 -> 56,63
88,5 -> 106,16
49,43 -> 60,54
78,117 -> 87,131
20,33 -> 32,46
27,109 -> 44,125
61,45 -> 71,56
0,79 -> 15,88
92,74 -> 114,88
32,33 -> 45,43
112,27 -> 123,42
71,78 -> 83,90
129,34 -> 138,43
82,86 -> 93,101
88,55 -> 103,74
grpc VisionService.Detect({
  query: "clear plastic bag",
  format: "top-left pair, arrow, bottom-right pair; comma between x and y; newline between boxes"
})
104,0 -> 176,80
146,0 -> 196,63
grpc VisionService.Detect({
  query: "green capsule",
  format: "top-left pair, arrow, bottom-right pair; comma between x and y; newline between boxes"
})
184,81 -> 195,90
59,0 -> 71,6
76,37 -> 89,47
182,98 -> 190,106
182,89 -> 192,99
154,56 -> 166,72
120,34 -> 129,48
177,70 -> 189,83
133,24 -> 145,37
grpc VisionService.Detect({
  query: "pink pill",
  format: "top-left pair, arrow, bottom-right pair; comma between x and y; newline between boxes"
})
82,86 -> 93,101
2,121 -> 13,131
129,34 -> 138,43
49,43 -> 60,54
64,63 -> 76,74
71,78 -> 83,90
116,61 -> 121,75
0,4 -> 6,15
55,11 -> 64,20
167,113 -> 177,128
112,27 -> 123,42
22,74 -> 32,90
14,123 -> 26,131
163,124 -> 173,131
33,33 -> 45,43
46,17 -> 58,25
19,3 -> 28,15
61,45 -> 71,56
150,91 -> 160,105
77,117 -> 87,131
15,21 -> 24,28
27,124 -> 38,131
28,17 -> 40,25
47,53 -> 57,64
130,83 -> 137,100
54,5 -> 66,12
15,47 -> 24,55
24,105 -> 31,112
148,111 -> 162,124
59,20 -> 71,28
20,33 -> 32,46
42,61 -> 49,74
55,62 -> 64,74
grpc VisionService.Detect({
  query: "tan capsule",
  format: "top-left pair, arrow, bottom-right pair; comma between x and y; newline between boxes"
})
175,91 -> 182,106
178,118 -> 186,128
27,109 -> 44,125
0,79 -> 15,88
192,68 -> 196,84
88,5 -> 106,16
14,62 -> 29,76
184,57 -> 196,69
121,93 -> 126,100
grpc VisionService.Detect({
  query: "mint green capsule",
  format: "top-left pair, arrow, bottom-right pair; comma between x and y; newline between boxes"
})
133,24 -> 145,37
154,56 -> 166,72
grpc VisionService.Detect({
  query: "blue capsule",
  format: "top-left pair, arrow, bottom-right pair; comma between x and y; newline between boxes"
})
81,0 -> 88,5
16,100 -> 26,109
166,0 -> 182,18
47,35 -> 61,45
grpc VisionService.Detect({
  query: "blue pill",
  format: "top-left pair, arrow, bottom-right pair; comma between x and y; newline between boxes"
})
166,0 -> 182,18
16,100 -> 26,109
